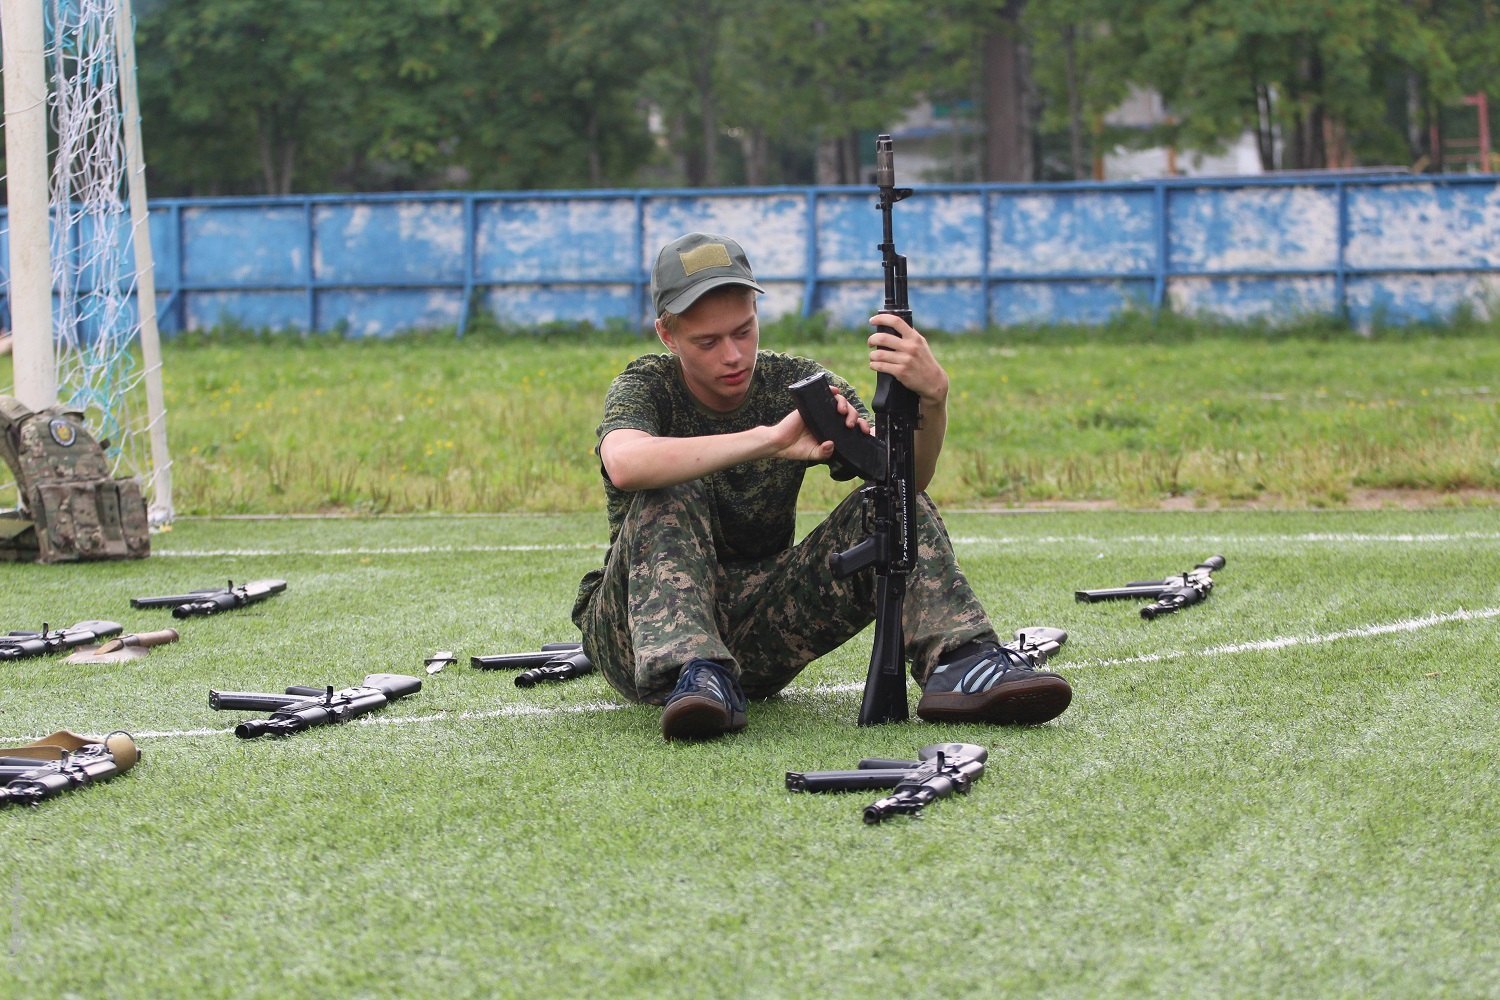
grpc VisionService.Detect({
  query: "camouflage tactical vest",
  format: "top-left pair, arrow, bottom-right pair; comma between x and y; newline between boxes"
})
0,395 -> 150,563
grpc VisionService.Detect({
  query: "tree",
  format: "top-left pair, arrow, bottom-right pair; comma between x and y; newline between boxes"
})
1114,0 -> 1456,171
1423,0 -> 1500,170
136,0 -> 338,193
1023,0 -> 1138,180
134,0 -> 657,195
633,0 -> 942,187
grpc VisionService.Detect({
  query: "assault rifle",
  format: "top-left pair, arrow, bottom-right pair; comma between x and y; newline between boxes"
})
789,133 -> 918,726
209,672 -> 421,738
132,578 -> 287,618
0,730 -> 140,807
1,620 -> 124,661
786,742 -> 988,823
472,643 -> 593,687
1076,555 -> 1226,619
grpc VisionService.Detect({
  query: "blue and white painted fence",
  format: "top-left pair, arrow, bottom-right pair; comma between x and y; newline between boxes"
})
5,173 -> 1500,336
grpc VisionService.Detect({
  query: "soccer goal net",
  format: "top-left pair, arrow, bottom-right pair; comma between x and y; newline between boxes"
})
2,0 -> 173,524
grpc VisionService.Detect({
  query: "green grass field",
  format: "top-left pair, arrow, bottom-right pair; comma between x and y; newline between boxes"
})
3,508 -> 1497,997
8,318 -> 1491,515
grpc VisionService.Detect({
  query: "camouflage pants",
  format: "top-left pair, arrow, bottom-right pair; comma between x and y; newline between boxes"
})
574,481 -> 998,704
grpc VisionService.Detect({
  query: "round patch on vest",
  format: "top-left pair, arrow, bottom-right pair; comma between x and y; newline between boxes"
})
48,418 -> 77,447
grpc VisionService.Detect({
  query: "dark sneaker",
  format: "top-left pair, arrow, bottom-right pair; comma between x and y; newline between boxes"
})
661,659 -> 749,741
917,631 -> 1072,726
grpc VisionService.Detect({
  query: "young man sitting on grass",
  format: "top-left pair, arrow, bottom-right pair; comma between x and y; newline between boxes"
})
571,232 -> 1071,740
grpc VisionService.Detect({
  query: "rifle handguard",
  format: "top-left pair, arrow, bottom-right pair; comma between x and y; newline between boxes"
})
514,650 -> 593,688
234,718 -> 293,738
864,772 -> 967,824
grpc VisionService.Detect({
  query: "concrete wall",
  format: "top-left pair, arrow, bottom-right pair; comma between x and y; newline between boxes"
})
6,174 -> 1499,337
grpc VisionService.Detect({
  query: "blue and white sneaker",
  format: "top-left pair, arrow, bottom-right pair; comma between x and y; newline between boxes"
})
661,659 -> 749,741
917,629 -> 1071,725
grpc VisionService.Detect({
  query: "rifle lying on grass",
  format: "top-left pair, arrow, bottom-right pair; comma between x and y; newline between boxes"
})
1,730 -> 140,807
1075,555 -> 1226,619
1,620 -> 123,661
209,672 -> 421,738
132,578 -> 287,618
472,643 -> 593,687
786,742 -> 988,823
788,133 -> 917,727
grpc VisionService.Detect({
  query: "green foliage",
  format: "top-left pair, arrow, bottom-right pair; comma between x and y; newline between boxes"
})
1,509 -> 1497,995
135,0 -> 658,194
124,0 -> 1500,192
1037,0 -> 1464,170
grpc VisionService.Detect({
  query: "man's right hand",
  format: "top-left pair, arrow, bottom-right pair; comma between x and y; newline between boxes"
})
769,408 -> 837,463
772,385 -> 873,464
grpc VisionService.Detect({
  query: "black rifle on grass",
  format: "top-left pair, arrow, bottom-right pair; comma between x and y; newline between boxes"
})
472,643 -> 593,687
788,133 -> 918,726
1,620 -> 124,661
1076,555 -> 1226,619
0,730 -> 140,807
209,672 -> 421,738
132,578 -> 287,618
786,742 -> 988,823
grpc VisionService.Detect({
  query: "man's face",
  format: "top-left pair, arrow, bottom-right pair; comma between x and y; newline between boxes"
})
657,291 -> 759,413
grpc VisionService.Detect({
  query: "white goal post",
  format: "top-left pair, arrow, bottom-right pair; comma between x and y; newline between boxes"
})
2,0 -> 173,524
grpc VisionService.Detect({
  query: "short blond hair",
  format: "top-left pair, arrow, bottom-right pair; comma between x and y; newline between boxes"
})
658,284 -> 757,335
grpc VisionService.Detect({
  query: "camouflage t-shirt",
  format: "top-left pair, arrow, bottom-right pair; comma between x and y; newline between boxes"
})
574,350 -> 869,607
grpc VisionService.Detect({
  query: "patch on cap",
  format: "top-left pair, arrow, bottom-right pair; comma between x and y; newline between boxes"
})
679,242 -> 734,276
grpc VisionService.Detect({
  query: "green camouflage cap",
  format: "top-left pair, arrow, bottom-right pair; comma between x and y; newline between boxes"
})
652,232 -> 766,316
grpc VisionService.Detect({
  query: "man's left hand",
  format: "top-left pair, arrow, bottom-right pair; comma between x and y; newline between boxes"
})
868,313 -> 949,407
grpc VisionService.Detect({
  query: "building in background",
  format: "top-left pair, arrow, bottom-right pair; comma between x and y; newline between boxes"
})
887,91 -> 1266,183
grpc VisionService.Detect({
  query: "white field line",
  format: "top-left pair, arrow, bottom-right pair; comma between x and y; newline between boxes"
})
1060,605 -> 1500,670
158,542 -> 608,557
948,532 -> 1500,546
115,700 -> 627,741
153,531 -> 1500,558
8,607 -> 1494,745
